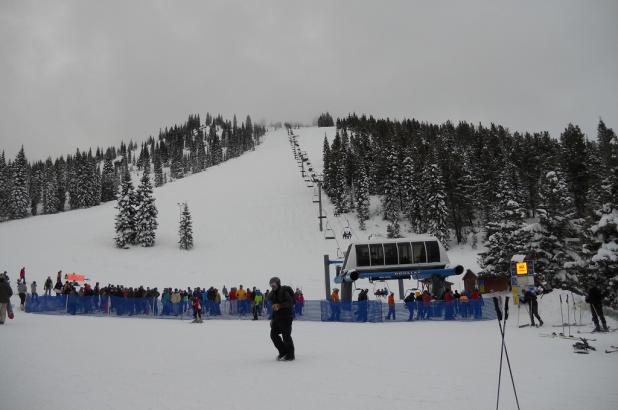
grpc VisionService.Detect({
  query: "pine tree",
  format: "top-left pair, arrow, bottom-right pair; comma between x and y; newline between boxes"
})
54,157 -> 67,212
355,164 -> 370,230
153,154 -> 164,187
382,149 -> 400,230
101,156 -> 117,202
114,167 -> 137,248
42,159 -> 59,214
479,162 -> 530,274
560,124 -> 589,217
178,202 -> 194,250
582,203 -> 618,309
322,135 -> 331,192
29,167 -> 42,216
135,171 -> 158,247
0,151 -> 7,220
533,170 -> 578,285
400,156 -> 422,232
196,133 -> 207,172
421,161 -> 450,248
9,146 -> 30,219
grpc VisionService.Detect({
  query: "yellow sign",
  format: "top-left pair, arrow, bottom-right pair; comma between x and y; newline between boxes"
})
516,262 -> 528,275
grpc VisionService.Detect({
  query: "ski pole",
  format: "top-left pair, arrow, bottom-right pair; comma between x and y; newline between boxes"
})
493,297 -> 505,410
501,297 -> 520,410
559,294 -> 565,335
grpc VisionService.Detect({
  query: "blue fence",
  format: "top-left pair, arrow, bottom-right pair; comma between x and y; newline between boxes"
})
25,295 -> 494,322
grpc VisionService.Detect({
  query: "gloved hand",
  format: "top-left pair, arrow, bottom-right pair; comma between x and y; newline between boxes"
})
272,303 -> 280,311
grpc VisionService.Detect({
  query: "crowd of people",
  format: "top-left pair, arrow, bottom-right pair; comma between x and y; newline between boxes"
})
327,286 -> 486,322
8,268 -> 308,321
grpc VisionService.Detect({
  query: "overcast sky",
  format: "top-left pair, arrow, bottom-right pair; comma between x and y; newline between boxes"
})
1,0 -> 617,160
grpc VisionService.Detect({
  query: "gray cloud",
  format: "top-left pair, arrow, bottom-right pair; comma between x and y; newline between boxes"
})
1,0 -> 617,160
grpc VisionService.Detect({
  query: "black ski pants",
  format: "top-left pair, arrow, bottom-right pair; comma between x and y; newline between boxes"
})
529,301 -> 542,325
590,303 -> 607,330
270,318 -> 294,359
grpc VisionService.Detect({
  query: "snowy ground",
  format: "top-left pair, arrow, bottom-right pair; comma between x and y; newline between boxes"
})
2,292 -> 617,410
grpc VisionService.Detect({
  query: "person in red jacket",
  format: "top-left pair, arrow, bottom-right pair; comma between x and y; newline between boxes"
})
386,292 -> 396,320
191,296 -> 203,323
19,267 -> 25,282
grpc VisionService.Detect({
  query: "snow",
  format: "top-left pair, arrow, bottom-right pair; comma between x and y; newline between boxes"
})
2,294 -> 617,410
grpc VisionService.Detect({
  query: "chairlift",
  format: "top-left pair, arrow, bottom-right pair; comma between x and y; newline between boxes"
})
324,222 -> 336,240
312,187 -> 320,203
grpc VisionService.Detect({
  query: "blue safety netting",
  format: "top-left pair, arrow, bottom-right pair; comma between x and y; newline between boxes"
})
25,296 -> 494,322
381,299 -> 495,321
320,300 -> 384,323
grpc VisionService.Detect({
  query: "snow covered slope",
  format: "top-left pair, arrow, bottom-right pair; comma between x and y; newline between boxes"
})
2,303 -> 617,410
0,128 -> 339,297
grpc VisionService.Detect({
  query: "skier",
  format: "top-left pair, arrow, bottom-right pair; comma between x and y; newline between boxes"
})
19,267 -> 25,282
267,276 -> 295,361
585,286 -> 608,332
17,278 -> 27,311
0,272 -> 13,324
523,289 -> 543,327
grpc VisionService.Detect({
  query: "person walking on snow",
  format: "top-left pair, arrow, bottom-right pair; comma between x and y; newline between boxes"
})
523,289 -> 543,327
586,286 -> 608,332
267,277 -> 295,361
0,273 -> 13,324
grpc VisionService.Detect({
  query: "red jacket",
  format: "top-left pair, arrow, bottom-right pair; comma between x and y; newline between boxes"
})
192,298 -> 201,310
444,292 -> 453,302
387,294 -> 395,305
422,292 -> 432,303
471,291 -> 480,300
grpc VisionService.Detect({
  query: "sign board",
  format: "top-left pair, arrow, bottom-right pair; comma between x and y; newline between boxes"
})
510,260 -> 534,276
516,262 -> 528,275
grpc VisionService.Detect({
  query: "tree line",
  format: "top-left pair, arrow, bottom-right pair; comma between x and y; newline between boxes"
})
0,113 -> 266,222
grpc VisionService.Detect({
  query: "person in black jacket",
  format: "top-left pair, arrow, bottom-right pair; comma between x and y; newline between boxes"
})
267,276 -> 295,361
586,286 -> 608,332
0,273 -> 14,324
523,289 -> 543,327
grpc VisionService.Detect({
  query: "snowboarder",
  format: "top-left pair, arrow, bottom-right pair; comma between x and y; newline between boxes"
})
267,276 -> 295,361
523,289 -> 543,327
585,286 -> 608,332
0,272 -> 13,324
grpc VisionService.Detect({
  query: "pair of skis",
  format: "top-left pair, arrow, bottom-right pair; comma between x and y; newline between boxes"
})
539,332 -> 596,342
605,345 -> 618,354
